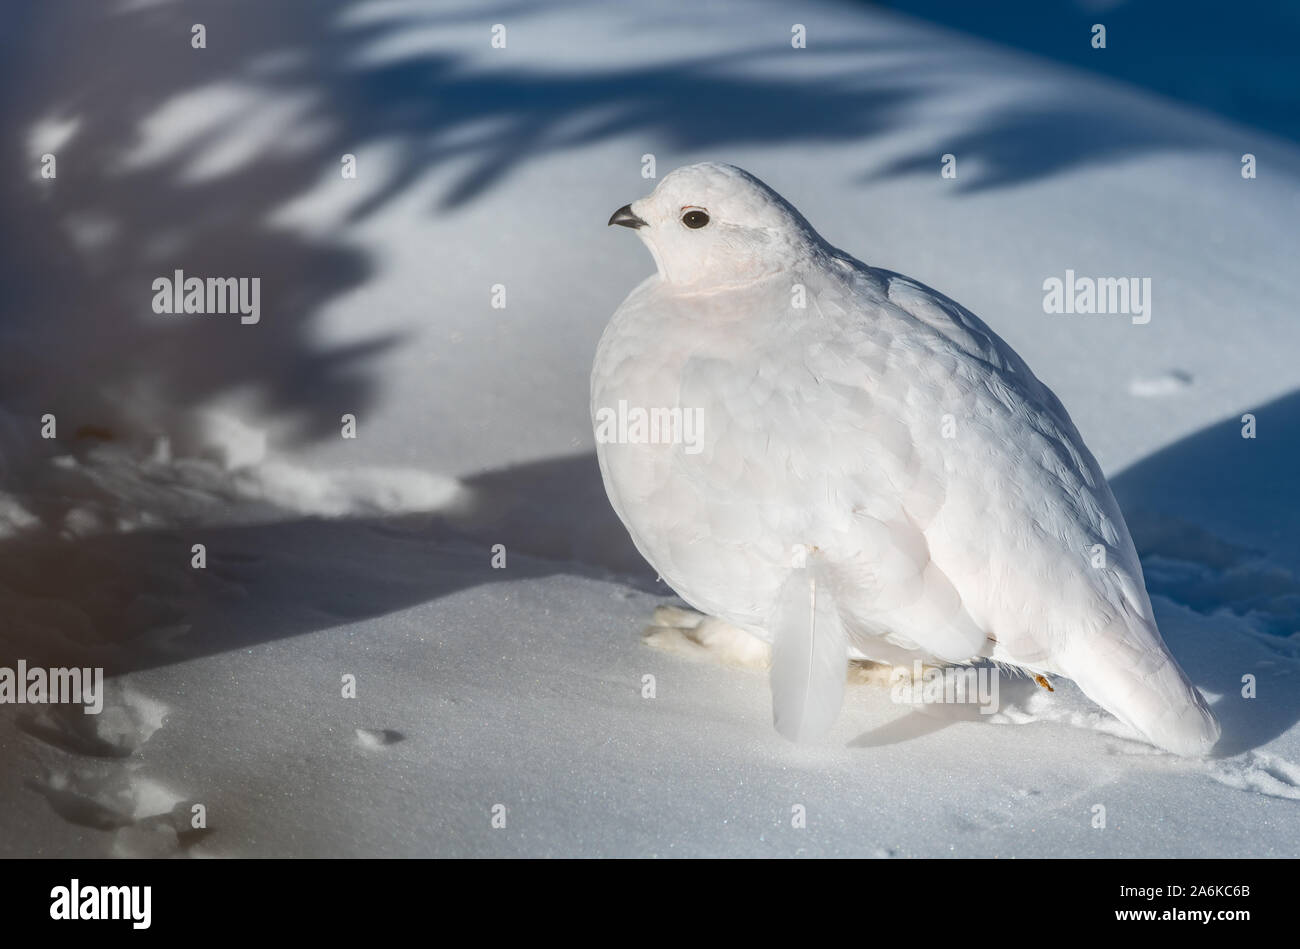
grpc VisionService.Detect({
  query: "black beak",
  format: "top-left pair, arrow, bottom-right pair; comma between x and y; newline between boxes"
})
608,204 -> 647,229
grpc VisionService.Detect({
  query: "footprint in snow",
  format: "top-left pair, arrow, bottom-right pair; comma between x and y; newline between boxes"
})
356,727 -> 405,748
1128,370 -> 1193,397
17,685 -> 168,758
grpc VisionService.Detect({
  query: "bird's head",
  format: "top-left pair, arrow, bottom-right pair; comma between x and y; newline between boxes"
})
608,162 -> 824,289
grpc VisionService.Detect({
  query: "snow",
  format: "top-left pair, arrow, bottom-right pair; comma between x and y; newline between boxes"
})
0,0 -> 1298,856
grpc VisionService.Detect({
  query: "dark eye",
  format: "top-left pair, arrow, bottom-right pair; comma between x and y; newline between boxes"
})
681,209 -> 709,229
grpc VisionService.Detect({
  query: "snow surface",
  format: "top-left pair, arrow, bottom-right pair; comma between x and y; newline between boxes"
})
0,0 -> 1298,857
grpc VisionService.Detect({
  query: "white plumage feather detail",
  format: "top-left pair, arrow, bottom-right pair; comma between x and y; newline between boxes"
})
591,162 -> 1220,756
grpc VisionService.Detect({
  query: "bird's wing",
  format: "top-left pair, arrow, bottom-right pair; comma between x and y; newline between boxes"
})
878,270 -> 1073,430
874,268 -> 1115,552
804,265 -> 1145,667
872,272 -> 1218,754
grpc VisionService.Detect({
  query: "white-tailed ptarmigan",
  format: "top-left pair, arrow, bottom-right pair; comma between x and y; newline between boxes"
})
591,161 -> 1219,756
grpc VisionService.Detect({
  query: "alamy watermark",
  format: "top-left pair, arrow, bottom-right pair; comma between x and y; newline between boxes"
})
151,269 -> 260,324
890,661 -> 1000,714
0,660 -> 104,714
594,399 -> 704,454
50,880 -> 150,929
1042,269 -> 1151,325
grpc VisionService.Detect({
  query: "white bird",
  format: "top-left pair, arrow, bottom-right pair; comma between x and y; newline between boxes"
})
591,162 -> 1219,756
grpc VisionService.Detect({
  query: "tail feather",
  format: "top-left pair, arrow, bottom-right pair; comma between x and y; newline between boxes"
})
1065,616 -> 1219,757
769,555 -> 849,743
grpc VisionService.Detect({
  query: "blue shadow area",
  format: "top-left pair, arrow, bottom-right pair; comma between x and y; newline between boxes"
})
871,0 -> 1300,142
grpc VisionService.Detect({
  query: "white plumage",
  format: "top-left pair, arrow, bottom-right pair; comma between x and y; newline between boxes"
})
591,162 -> 1219,756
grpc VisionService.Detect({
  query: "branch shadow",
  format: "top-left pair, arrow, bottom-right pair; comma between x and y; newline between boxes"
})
0,0 -> 929,478
3,0 -> 1279,504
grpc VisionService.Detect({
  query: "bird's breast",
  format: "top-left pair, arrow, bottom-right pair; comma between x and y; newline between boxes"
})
591,288 -> 872,626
